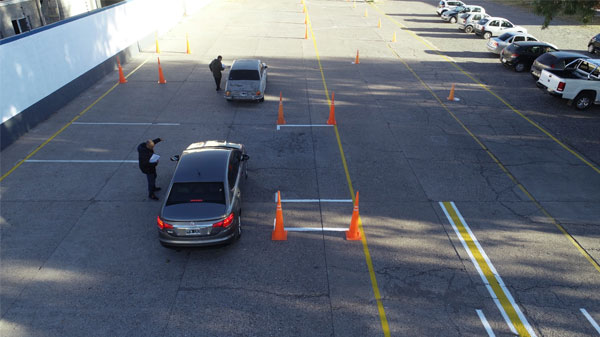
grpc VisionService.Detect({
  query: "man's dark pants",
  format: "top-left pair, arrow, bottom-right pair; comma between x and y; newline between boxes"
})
214,75 -> 222,90
146,173 -> 157,195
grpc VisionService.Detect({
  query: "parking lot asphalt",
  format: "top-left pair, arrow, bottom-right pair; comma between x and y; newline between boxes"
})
1,0 -> 599,336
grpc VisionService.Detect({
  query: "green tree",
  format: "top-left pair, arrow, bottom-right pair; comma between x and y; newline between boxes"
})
531,0 -> 599,28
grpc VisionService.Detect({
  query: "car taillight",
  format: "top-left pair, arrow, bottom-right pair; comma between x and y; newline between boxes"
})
557,82 -> 566,92
550,64 -> 555,68
511,53 -> 519,58
157,216 -> 173,229
212,213 -> 234,228
493,41 -> 498,47
256,91 -> 261,96
225,91 -> 231,96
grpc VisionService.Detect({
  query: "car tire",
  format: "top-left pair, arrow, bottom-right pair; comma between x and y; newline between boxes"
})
259,97 -> 264,102
483,32 -> 492,39
514,63 -> 526,72
574,92 -> 594,110
588,44 -> 596,54
465,26 -> 473,33
450,16 -> 457,23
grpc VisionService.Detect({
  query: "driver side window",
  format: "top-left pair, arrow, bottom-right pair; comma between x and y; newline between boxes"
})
227,151 -> 241,191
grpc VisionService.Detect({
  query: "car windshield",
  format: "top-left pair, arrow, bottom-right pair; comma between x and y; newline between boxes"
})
229,69 -> 260,81
498,33 -> 514,41
166,182 -> 226,206
454,6 -> 465,11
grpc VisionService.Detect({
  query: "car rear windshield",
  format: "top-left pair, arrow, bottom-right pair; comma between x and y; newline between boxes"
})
166,182 -> 226,206
535,53 -> 557,64
498,32 -> 513,41
229,70 -> 260,81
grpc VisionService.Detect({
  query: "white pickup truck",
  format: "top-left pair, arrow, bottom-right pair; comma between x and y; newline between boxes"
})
536,58 -> 600,110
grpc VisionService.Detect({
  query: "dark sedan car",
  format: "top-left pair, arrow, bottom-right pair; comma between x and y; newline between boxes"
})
500,41 -> 558,72
157,141 -> 249,247
588,33 -> 600,54
530,51 -> 589,79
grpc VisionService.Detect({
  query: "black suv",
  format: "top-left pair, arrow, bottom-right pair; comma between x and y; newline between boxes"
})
587,33 -> 600,54
500,41 -> 558,72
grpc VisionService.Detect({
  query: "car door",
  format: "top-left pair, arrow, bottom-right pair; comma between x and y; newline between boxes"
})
227,150 -> 242,213
488,20 -> 499,33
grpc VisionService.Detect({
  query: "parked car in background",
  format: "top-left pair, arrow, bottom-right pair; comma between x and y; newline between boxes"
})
486,32 -> 538,54
537,58 -> 600,110
224,59 -> 268,102
587,33 -> 600,54
530,51 -> 589,79
436,0 -> 465,16
457,12 -> 488,33
500,41 -> 558,72
158,141 -> 249,247
441,5 -> 485,23
474,17 -> 526,39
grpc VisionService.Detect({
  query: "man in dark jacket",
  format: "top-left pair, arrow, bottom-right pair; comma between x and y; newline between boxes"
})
138,138 -> 162,200
209,55 -> 224,91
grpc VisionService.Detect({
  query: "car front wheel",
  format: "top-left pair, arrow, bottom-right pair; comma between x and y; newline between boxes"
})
588,44 -> 596,54
574,92 -> 594,110
465,26 -> 473,33
483,32 -> 492,39
514,63 -> 526,72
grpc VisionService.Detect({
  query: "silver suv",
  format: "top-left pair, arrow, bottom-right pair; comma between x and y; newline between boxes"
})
436,0 -> 465,16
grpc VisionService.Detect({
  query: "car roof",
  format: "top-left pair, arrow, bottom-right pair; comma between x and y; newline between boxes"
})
500,31 -> 533,37
485,17 -> 509,21
543,51 -> 587,58
513,41 -> 554,47
230,59 -> 261,71
174,149 -> 230,183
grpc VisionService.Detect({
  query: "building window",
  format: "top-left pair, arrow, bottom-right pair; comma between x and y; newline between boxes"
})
12,16 -> 31,35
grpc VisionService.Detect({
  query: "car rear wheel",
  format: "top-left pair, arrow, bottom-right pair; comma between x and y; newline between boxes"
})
465,26 -> 473,33
514,63 -> 526,72
588,44 -> 596,54
483,31 -> 492,39
574,92 -> 594,110
450,16 -> 457,23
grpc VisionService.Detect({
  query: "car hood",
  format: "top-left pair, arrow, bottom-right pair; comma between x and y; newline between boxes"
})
227,80 -> 259,91
161,203 -> 227,221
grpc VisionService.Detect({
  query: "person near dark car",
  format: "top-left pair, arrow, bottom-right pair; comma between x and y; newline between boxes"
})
138,138 -> 162,200
209,55 -> 224,91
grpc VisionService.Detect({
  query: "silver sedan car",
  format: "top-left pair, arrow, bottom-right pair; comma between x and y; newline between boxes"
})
157,141 -> 249,247
224,59 -> 268,102
486,32 -> 538,54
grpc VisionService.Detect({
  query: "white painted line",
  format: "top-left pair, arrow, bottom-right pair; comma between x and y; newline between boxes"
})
581,308 -> 600,334
286,227 -> 347,232
25,160 -> 137,163
273,193 -> 352,203
476,310 -> 496,337
276,124 -> 332,130
72,122 -> 180,125
440,202 -> 535,336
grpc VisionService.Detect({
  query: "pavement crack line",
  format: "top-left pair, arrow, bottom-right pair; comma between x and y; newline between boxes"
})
178,286 -> 329,299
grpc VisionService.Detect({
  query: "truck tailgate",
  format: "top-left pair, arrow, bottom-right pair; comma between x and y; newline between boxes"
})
537,69 -> 562,93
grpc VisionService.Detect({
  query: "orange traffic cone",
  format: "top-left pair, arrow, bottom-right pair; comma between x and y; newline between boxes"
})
305,24 -> 308,39
327,91 -> 336,125
392,32 -> 397,42
117,58 -> 127,84
186,33 -> 191,54
303,4 -> 305,13
272,191 -> 288,241
346,191 -> 361,240
378,18 -> 381,28
447,84 -> 459,101
353,50 -> 360,64
157,57 -> 167,84
155,35 -> 160,54
277,92 -> 286,125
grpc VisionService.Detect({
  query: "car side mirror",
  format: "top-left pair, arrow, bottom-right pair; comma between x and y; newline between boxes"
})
170,155 -> 180,162
241,154 -> 250,161
263,64 -> 268,69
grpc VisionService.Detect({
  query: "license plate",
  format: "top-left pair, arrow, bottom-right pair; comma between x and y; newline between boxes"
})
186,228 -> 207,235
241,92 -> 247,96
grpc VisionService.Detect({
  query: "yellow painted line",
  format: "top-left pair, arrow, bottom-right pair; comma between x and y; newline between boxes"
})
306,8 -> 391,337
370,3 -> 600,175
440,202 -> 536,336
0,57 -> 151,183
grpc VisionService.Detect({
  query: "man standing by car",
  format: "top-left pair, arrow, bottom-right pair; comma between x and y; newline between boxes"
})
209,55 -> 224,91
138,138 -> 162,200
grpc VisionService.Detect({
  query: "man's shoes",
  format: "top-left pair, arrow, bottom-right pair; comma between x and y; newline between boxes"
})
153,187 -> 161,192
216,88 -> 220,91
149,194 -> 159,200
